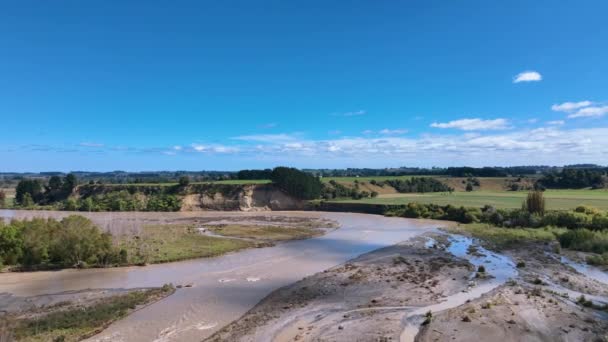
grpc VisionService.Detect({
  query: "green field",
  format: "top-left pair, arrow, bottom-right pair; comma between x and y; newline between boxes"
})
331,189 -> 608,210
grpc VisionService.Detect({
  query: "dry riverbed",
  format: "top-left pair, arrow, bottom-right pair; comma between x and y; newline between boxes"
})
207,232 -> 608,342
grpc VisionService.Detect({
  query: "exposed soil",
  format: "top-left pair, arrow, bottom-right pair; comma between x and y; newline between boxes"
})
206,237 -> 474,342
206,234 -> 608,342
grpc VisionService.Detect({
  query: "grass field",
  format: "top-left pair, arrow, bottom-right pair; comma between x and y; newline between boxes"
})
331,189 -> 608,210
119,224 -> 256,264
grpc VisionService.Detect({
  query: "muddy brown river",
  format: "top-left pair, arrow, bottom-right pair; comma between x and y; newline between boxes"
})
0,210 -> 447,342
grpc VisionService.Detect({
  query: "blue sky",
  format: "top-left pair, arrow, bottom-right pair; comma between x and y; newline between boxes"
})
1,1 -> 607,171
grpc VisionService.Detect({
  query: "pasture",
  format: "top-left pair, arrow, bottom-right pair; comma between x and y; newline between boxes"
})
330,189 -> 608,210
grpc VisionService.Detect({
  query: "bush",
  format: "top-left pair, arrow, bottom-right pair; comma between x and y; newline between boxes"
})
558,229 -> 608,254
0,216 -> 121,268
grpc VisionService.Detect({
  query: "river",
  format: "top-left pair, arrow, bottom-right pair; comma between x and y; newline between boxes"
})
0,210 -> 448,341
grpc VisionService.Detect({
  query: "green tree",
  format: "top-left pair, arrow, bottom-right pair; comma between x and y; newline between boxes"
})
0,224 -> 23,265
15,179 -> 43,205
465,183 -> 474,192
270,167 -> 323,200
48,176 -> 63,191
0,190 -> 5,208
178,176 -> 190,187
62,173 -> 78,196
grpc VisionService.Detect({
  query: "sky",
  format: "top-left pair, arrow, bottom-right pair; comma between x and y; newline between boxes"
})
1,1 -> 608,172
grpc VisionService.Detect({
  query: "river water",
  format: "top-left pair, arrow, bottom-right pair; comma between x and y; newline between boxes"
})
0,210 -> 448,342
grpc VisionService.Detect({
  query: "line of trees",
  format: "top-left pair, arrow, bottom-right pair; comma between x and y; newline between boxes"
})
537,169 -> 606,189
381,177 -> 454,193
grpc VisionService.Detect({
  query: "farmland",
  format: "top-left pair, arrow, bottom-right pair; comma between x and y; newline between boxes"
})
330,189 -> 608,210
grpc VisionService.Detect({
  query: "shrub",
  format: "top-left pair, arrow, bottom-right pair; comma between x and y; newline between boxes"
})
523,191 -> 545,216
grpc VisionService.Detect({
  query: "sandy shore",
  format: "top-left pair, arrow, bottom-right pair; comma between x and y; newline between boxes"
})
207,234 -> 608,342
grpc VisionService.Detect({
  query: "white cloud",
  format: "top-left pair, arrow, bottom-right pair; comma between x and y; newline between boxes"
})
568,106 -> 608,118
513,71 -> 542,83
547,120 -> 565,126
551,101 -> 592,112
430,118 -> 510,131
331,110 -> 366,117
173,145 -> 183,150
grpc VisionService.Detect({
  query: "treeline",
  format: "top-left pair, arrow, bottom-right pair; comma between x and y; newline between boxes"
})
63,191 -> 181,212
538,169 -> 606,189
236,169 -> 273,180
306,165 -> 569,177
380,177 -> 453,193
0,216 -> 127,270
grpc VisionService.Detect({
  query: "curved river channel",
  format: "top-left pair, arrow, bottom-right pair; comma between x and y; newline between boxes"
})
0,210 -> 450,342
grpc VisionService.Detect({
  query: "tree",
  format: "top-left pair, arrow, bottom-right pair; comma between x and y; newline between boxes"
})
62,173 -> 78,196
270,167 -> 323,200
465,183 -> 474,192
48,176 -> 63,192
0,190 -> 5,208
178,176 -> 190,187
523,191 -> 545,216
15,179 -> 43,205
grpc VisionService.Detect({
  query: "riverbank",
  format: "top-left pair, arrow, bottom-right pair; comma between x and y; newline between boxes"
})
206,231 -> 608,341
1,285 -> 175,342
0,210 -> 338,272
0,211 -> 446,342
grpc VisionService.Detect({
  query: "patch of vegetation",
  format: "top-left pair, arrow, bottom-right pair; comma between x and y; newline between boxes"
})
558,229 -> 608,255
446,224 -> 563,250
586,252 -> 608,266
0,216 -> 124,270
321,180 -> 374,200
208,224 -> 323,241
8,285 -> 174,341
118,224 -> 255,264
382,177 -> 453,193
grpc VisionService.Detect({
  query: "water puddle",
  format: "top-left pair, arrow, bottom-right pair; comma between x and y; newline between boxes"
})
399,234 -> 517,342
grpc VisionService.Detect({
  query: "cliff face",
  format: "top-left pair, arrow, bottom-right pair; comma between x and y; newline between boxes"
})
181,184 -> 305,211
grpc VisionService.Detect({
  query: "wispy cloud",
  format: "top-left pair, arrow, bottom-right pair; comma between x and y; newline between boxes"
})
547,120 -> 565,126
331,110 -> 366,117
430,118 -> 510,131
231,133 -> 299,143
551,101 -> 592,112
79,142 -> 104,147
568,106 -> 608,119
513,71 -> 542,83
